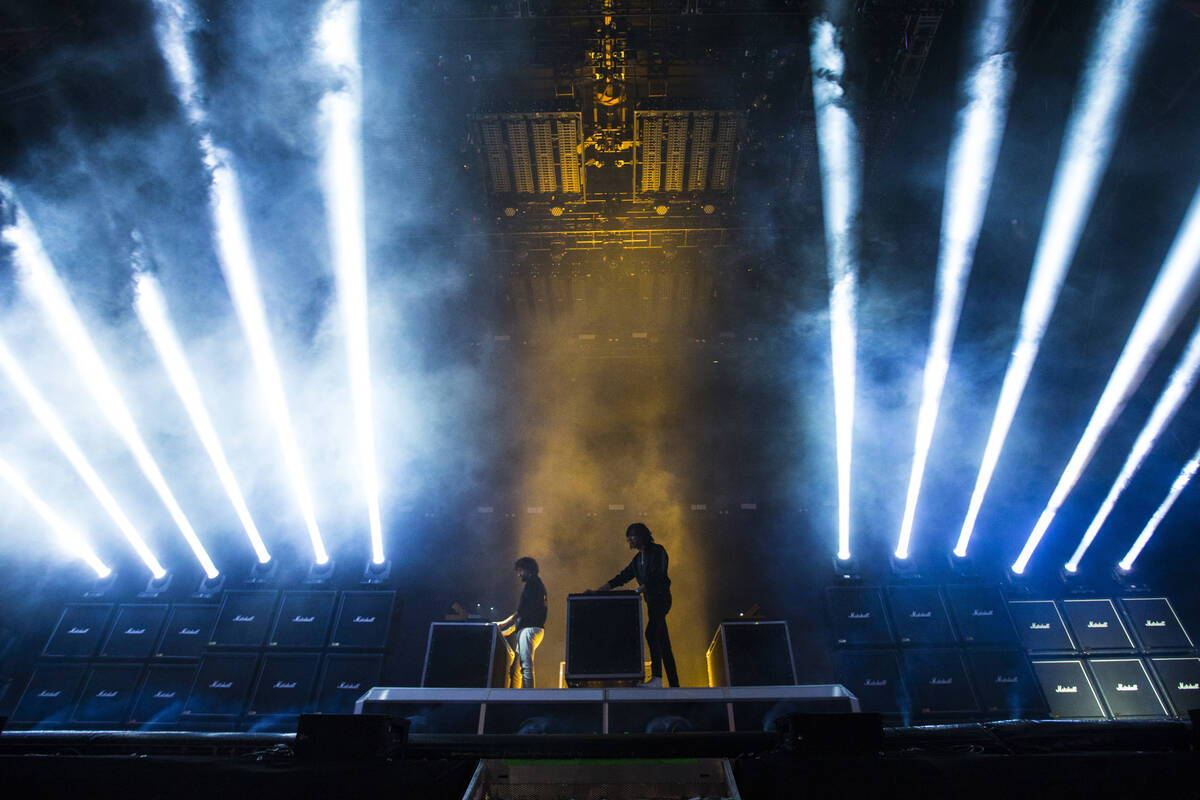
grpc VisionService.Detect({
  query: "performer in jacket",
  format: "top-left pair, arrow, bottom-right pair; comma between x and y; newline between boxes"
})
595,523 -> 679,687
496,557 -> 547,688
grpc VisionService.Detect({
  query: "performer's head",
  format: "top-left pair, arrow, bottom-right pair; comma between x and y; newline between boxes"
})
514,556 -> 538,579
625,522 -> 653,550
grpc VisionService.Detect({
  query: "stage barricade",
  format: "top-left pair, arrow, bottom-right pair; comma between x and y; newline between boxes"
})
482,688 -> 605,734
607,687 -> 731,734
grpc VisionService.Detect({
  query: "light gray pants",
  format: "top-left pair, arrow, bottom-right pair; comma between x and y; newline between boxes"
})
513,626 -> 544,688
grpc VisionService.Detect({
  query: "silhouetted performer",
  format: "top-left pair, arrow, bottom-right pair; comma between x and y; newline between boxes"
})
596,523 -> 679,687
496,557 -> 546,688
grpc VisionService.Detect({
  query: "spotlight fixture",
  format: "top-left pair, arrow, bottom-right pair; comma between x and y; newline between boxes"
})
362,559 -> 391,585
194,573 -> 226,599
307,559 -> 337,585
247,558 -> 279,585
140,572 -> 174,599
888,553 -> 924,582
947,553 -> 984,582
83,571 -> 119,599
1057,565 -> 1095,597
832,555 -> 861,583
1112,563 -> 1151,595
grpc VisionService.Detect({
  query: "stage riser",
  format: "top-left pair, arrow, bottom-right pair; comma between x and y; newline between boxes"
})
357,686 -> 858,734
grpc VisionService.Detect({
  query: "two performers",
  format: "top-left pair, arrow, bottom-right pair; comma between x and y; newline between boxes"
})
498,522 -> 678,689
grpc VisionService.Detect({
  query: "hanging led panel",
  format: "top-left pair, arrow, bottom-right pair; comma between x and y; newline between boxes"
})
635,111 -> 745,196
471,113 -> 585,198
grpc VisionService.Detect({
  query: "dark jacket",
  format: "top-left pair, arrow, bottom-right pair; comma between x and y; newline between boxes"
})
515,574 -> 547,631
608,542 -> 671,598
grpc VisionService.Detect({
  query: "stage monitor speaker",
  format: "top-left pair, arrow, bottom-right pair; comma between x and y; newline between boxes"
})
481,688 -> 605,734
826,587 -> 893,647
100,604 -> 168,659
269,591 -> 337,649
72,663 -> 143,724
10,665 -> 86,726
1008,600 -> 1076,653
606,687 -> 731,734
1030,659 -> 1107,718
183,653 -> 259,718
944,585 -> 1019,646
902,649 -> 978,716
422,622 -> 510,688
296,713 -> 403,761
832,650 -> 907,715
706,620 -> 797,687
210,591 -> 279,648
129,664 -> 196,726
727,685 -> 860,732
565,592 -> 643,682
329,591 -> 396,649
1119,597 -> 1195,652
43,604 -> 113,658
248,653 -> 321,720
315,654 -> 384,715
1148,657 -> 1200,718
886,587 -> 956,646
156,604 -> 219,658
1060,599 -> 1135,653
964,649 -> 1048,718
358,687 -> 484,734
1087,658 -> 1170,719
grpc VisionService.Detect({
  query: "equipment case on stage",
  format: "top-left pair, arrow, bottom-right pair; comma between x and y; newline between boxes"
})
564,592 -> 644,684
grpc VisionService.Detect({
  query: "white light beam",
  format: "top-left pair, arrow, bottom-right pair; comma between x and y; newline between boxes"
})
151,0 -> 329,564
898,0 -> 1016,559
134,271 -> 271,564
1119,441 -> 1200,571
317,0 -> 384,564
1014,184 -> 1200,573
0,453 -> 111,578
1,194 -> 218,578
811,17 -> 861,561
0,337 -> 165,578
955,0 -> 1156,559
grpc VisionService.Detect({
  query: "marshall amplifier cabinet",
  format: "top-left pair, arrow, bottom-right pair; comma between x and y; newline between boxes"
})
944,586 -> 1019,646
130,664 -> 196,726
183,654 -> 259,718
211,591 -> 279,648
1008,600 -> 1076,653
422,622 -> 511,688
100,604 -> 168,660
1061,599 -> 1136,653
329,591 -> 395,650
72,663 -> 144,725
1148,657 -> 1200,718
10,664 -> 87,727
316,654 -> 383,714
43,604 -> 113,658
248,653 -> 321,719
269,591 -> 337,649
565,592 -> 644,683
832,650 -> 907,715
1119,597 -> 1195,652
901,649 -> 978,716
886,587 -> 956,646
157,605 -> 219,658
606,687 -> 731,734
1087,658 -> 1170,719
964,650 -> 1047,718
482,688 -> 605,734
706,620 -> 797,686
826,587 -> 893,647
1030,659 -> 1107,718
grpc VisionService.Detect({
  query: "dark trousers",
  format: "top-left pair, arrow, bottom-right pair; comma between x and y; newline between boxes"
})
644,594 -> 679,687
